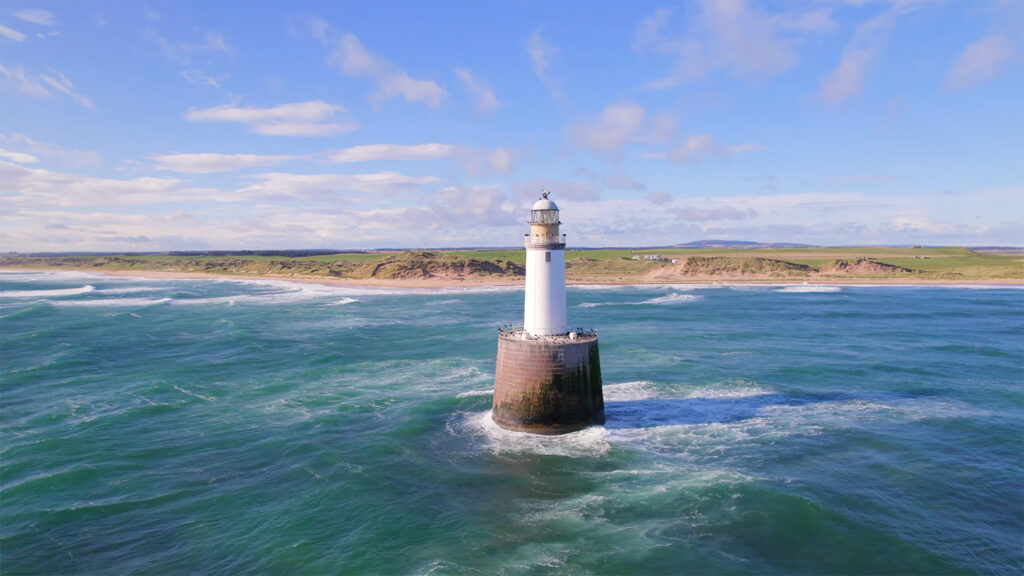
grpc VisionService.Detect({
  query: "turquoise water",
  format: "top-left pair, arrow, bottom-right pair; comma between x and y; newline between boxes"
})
1,271 -> 1022,575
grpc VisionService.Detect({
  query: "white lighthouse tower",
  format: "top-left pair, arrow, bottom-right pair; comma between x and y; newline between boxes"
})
524,190 -> 568,336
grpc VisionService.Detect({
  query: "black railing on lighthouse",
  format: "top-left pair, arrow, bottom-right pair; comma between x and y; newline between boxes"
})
498,323 -> 598,338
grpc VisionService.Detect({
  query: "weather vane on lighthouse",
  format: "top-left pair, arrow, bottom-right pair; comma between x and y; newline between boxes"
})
491,190 -> 605,434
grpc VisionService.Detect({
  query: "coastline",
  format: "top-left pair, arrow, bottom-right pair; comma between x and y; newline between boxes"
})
3,267 -> 1021,289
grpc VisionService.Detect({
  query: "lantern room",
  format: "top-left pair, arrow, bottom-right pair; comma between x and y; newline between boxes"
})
528,190 -> 561,242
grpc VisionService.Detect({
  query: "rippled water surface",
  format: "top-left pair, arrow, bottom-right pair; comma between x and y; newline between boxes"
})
2,271 -> 1022,574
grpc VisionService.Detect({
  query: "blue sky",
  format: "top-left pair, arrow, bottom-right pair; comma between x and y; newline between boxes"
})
1,0 -> 1021,251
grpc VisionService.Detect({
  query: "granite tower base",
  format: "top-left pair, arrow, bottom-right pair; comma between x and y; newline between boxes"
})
492,330 -> 605,434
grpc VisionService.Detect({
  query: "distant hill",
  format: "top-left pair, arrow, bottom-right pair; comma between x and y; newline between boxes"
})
671,240 -> 818,249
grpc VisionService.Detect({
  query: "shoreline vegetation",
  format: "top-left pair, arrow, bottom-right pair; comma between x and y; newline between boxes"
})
2,246 -> 1021,288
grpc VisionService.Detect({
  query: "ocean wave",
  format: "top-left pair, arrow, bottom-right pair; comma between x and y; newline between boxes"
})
212,276 -> 524,297
683,381 -> 776,399
579,293 -> 703,308
456,389 -> 493,398
327,297 -> 359,306
639,293 -> 703,304
452,410 -> 611,458
603,381 -> 661,402
0,285 -> 95,298
94,286 -> 166,295
776,285 -> 841,293
645,283 -> 725,291
49,297 -> 171,307
173,385 -> 214,402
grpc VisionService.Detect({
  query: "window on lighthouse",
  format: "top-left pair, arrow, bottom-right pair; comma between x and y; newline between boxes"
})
545,252 -> 551,263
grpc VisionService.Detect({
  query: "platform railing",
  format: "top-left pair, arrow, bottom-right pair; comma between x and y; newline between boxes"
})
523,234 -> 566,248
498,323 -> 598,340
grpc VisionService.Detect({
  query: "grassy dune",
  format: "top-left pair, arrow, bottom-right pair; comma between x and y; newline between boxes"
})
1,246 -> 1021,283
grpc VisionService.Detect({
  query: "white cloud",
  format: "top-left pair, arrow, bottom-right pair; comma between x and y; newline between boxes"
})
0,24 -> 26,42
770,8 -> 837,33
821,49 -> 874,103
232,171 -> 439,203
184,100 -> 358,137
635,0 -> 803,90
0,161 -> 215,209
658,134 -> 765,164
455,67 -> 500,112
0,148 -> 38,163
426,185 -> 517,226
331,143 -> 453,163
819,4 -> 916,104
0,65 -> 93,109
526,26 -> 561,100
0,65 -> 48,96
15,9 -> 57,26
485,148 -> 515,173
668,134 -> 719,163
39,68 -> 94,109
646,191 -> 673,204
181,68 -> 226,88
0,160 -> 437,216
946,35 -> 1016,89
0,133 -> 101,167
567,104 -> 646,154
328,33 -> 445,108
327,143 -> 515,174
633,8 -> 673,52
645,112 -> 677,144
526,27 -> 555,76
3,161 -> 1020,250
149,29 -> 234,65
152,153 -> 300,174
566,103 -> 676,154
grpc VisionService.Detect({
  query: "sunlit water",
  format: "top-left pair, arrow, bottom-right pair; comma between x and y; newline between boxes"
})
1,271 -> 1021,574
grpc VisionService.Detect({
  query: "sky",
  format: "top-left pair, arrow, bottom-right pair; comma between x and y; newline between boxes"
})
0,0 -> 1021,251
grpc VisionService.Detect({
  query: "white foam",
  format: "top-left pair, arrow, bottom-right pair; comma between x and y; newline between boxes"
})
94,286 -> 165,295
683,382 -> 776,399
49,297 -> 171,307
173,385 -> 214,402
776,285 -> 841,293
639,293 -> 703,304
603,381 -> 661,402
453,411 -> 611,458
579,292 -> 702,308
327,297 -> 358,306
645,283 -> 726,291
456,389 -> 493,398
0,285 -> 95,298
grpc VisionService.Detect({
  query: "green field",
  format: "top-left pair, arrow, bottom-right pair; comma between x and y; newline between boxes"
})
1,246 -> 1021,283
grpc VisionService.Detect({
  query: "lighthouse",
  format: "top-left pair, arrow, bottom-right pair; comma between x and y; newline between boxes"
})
492,190 -> 605,434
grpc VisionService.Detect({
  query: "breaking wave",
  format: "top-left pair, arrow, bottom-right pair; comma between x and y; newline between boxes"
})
0,285 -> 95,298
777,285 -> 841,293
580,293 -> 702,308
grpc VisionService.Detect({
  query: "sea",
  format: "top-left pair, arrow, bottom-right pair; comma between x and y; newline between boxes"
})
1,270 -> 1021,575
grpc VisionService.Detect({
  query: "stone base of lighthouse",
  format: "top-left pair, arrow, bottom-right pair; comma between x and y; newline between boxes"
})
492,330 -> 605,435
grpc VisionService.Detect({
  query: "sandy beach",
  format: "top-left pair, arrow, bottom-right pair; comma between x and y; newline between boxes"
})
4,267 -> 1021,289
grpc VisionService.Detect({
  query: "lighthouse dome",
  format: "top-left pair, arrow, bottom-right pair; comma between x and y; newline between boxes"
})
532,189 -> 557,212
531,197 -> 558,211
